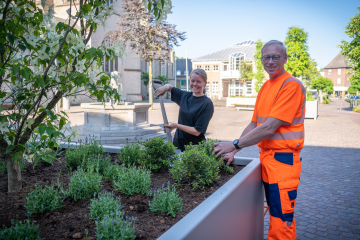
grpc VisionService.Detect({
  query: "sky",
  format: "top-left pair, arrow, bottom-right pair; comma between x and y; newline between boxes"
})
166,0 -> 359,69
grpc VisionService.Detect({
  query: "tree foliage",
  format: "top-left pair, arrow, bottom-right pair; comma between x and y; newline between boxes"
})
285,26 -> 318,85
311,76 -> 334,94
339,7 -> 360,94
115,0 -> 185,108
0,0 -> 123,192
254,40 -> 265,92
239,59 -> 253,82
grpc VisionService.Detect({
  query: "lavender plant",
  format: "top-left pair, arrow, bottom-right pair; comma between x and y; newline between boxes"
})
103,164 -> 120,180
0,219 -> 42,240
82,154 -> 111,176
24,180 -> 67,214
89,190 -> 123,221
95,215 -> 136,240
113,165 -> 151,195
66,140 -> 104,170
68,167 -> 103,201
149,182 -> 182,217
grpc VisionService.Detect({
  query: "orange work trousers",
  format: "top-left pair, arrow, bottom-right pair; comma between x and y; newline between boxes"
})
260,148 -> 302,240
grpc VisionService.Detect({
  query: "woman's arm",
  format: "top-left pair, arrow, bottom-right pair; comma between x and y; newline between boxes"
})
164,123 -> 201,137
155,84 -> 173,97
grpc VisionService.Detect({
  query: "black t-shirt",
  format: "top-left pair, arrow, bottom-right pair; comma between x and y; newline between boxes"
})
171,87 -> 214,151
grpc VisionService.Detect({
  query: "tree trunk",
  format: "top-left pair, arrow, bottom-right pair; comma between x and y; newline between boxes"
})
319,88 -> 323,104
5,157 -> 22,192
149,59 -> 153,110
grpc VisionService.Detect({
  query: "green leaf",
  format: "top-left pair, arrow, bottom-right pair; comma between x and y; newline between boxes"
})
6,145 -> 16,153
46,126 -> 54,136
17,145 -> 25,152
36,77 -> 45,87
59,117 -> 66,130
12,152 -> 20,162
0,91 -> 6,98
41,135 -> 48,141
38,123 -> 46,135
46,109 -> 57,121
11,65 -> 19,75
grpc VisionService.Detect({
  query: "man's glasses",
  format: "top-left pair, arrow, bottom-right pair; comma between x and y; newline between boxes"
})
261,55 -> 282,63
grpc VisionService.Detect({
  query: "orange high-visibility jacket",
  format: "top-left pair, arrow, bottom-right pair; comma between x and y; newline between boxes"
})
252,72 -> 306,150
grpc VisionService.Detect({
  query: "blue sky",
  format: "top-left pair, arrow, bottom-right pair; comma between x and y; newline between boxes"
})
166,0 -> 359,68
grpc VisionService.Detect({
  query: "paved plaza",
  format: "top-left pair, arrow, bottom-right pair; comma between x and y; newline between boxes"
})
68,98 -> 360,240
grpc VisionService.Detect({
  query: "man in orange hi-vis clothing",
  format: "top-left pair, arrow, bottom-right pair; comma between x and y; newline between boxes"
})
214,40 -> 306,240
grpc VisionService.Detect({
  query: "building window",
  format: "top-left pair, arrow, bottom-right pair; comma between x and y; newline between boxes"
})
337,78 -> 341,84
213,65 -> 219,71
223,64 -> 228,71
176,70 -> 181,76
328,69 -> 332,75
102,36 -> 118,73
184,70 -> 188,76
206,84 -> 210,95
212,82 -> 218,94
196,65 -> 201,69
204,65 -> 210,72
180,80 -> 186,85
338,69 -> 341,75
246,81 -> 252,95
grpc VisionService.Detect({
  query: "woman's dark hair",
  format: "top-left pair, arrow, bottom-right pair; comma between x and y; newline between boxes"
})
189,68 -> 207,94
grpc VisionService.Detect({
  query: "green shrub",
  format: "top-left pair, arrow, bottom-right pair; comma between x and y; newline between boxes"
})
89,190 -> 123,221
353,107 -> 360,113
24,180 -> 67,214
113,165 -> 151,195
140,137 -> 177,171
149,182 -> 183,217
119,143 -> 142,166
0,219 -> 42,240
185,140 -> 234,174
306,91 -> 315,101
0,158 -> 26,175
82,154 -> 111,176
68,167 -> 103,201
103,164 -> 120,180
65,140 -> 103,170
170,148 -> 220,190
95,215 -> 136,240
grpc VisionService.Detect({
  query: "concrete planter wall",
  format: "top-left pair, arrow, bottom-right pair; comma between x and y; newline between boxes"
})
60,143 -> 264,240
226,97 -> 257,108
305,100 -> 318,120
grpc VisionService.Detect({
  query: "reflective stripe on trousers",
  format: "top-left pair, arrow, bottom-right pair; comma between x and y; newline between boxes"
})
260,148 -> 302,240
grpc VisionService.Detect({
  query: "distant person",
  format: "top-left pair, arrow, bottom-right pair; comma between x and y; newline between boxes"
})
155,69 -> 214,152
214,40 -> 306,240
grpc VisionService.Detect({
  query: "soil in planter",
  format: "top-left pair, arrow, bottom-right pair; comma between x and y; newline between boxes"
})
0,152 -> 245,240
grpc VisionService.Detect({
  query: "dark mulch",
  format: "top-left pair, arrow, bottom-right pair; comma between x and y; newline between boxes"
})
0,151 -> 244,240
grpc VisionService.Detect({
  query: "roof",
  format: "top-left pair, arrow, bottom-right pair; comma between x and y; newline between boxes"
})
192,40 -> 256,62
176,59 -> 192,75
324,53 -> 351,69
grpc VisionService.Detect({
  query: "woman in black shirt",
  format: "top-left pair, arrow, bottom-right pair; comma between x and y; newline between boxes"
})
155,69 -> 214,152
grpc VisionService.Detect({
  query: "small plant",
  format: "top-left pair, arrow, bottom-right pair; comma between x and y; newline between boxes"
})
89,190 -> 123,221
140,137 -> 177,171
25,180 -> 67,214
103,164 -> 120,180
65,139 -> 104,170
119,143 -> 142,166
82,154 -> 112,175
0,219 -> 42,240
353,107 -> 360,113
170,148 -> 220,190
95,215 -> 136,240
113,165 -> 151,195
68,167 -> 103,201
306,91 -> 315,101
149,182 -> 183,217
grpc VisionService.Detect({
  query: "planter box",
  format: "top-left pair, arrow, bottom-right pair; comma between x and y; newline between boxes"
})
226,97 -> 256,110
305,100 -> 318,120
60,143 -> 264,240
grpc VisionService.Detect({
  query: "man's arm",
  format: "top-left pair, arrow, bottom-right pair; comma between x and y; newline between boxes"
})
214,117 -> 283,161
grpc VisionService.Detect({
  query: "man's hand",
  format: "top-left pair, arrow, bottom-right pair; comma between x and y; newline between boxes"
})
213,142 -> 236,158
222,150 -> 237,166
163,123 -> 177,133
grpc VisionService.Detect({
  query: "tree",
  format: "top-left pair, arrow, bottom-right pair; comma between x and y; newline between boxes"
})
254,40 -> 265,93
285,26 -> 318,86
239,59 -> 253,82
115,0 -> 185,109
0,0 -> 123,192
310,76 -> 334,104
339,7 -> 360,95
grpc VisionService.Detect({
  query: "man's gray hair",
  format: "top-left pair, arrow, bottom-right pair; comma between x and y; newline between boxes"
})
261,40 -> 287,55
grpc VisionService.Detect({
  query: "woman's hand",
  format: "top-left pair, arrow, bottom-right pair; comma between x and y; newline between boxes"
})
163,123 -> 177,133
155,85 -> 170,97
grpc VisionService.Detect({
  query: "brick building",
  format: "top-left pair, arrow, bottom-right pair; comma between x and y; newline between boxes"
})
192,40 -> 257,99
324,53 -> 351,98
